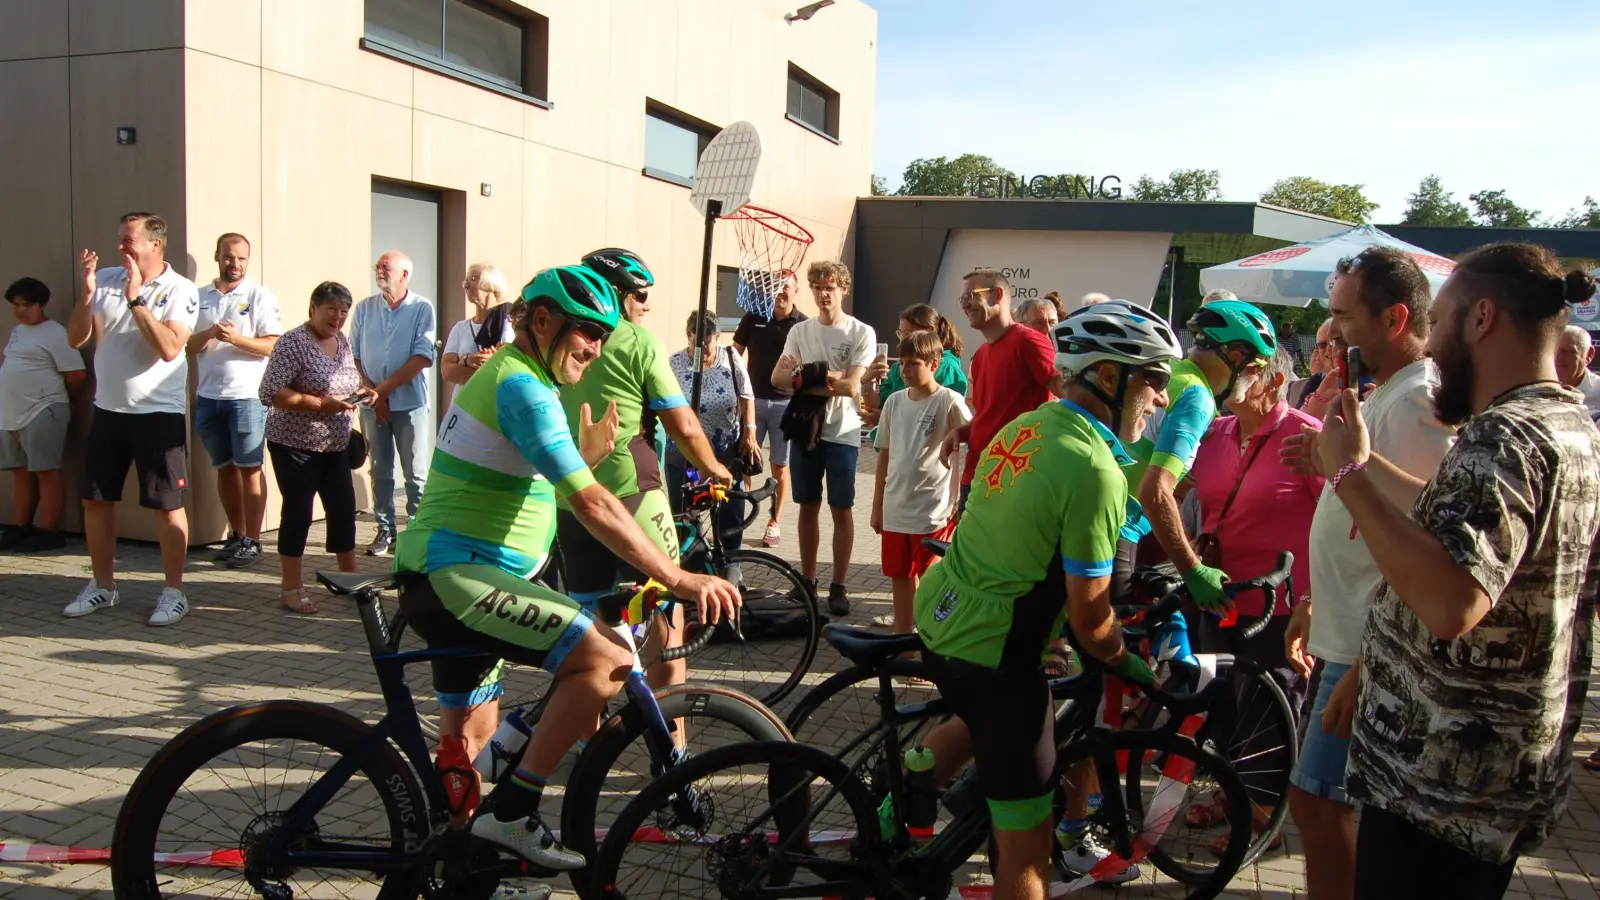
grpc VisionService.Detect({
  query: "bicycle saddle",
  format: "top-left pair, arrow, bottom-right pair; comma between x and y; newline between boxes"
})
823,624 -> 925,666
317,571 -> 396,596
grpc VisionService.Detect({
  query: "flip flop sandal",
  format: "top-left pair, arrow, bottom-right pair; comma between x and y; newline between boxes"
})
1184,793 -> 1228,829
1583,751 -> 1600,771
281,588 -> 320,615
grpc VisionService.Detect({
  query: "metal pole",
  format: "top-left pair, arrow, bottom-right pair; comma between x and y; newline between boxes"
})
689,199 -> 722,414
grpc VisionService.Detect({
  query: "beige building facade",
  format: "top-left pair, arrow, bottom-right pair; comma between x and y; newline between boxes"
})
0,0 -> 878,542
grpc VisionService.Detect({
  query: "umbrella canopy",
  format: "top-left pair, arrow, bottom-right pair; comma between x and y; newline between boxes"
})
1200,224 -> 1455,307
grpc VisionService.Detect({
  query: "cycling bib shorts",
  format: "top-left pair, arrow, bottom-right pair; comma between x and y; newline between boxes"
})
556,488 -> 679,609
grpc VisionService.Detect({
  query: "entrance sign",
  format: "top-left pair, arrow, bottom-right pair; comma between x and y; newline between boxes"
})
971,174 -> 1123,200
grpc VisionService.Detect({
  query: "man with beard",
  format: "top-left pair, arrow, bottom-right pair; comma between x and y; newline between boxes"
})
1311,244 -> 1600,900
1279,246 -> 1455,900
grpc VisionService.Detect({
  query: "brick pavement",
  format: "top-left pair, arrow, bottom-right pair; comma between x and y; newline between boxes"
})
2,449 -> 1600,899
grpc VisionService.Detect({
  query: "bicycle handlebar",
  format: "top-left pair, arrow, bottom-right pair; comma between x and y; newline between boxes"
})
1128,551 -> 1295,642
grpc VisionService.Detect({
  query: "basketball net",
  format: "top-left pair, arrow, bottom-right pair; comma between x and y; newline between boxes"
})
723,205 -> 815,319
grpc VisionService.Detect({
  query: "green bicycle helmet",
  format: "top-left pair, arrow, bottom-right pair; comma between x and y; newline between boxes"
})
581,247 -> 654,294
1186,299 -> 1277,359
521,265 -> 622,333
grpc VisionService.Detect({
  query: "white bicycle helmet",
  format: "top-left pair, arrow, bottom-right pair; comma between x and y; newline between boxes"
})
1051,300 -> 1183,377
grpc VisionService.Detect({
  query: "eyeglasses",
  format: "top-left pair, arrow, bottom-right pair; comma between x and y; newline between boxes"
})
960,288 -> 993,303
895,328 -> 922,339
1314,340 -> 1333,351
1137,366 -> 1172,392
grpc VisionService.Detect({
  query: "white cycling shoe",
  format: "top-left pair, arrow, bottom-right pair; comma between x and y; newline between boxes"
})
471,811 -> 585,871
1058,833 -> 1141,885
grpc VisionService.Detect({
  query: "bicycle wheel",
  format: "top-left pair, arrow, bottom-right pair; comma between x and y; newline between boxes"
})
1140,665 -> 1297,874
783,658 -> 943,798
1109,728 -> 1253,895
589,740 -> 885,900
112,701 -> 428,900
560,685 -> 791,899
678,548 -> 820,706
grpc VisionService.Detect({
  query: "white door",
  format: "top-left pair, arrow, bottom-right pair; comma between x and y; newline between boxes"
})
371,183 -> 443,418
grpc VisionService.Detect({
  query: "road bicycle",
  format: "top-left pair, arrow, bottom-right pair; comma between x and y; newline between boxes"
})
589,617 -> 1259,900
111,572 -> 788,900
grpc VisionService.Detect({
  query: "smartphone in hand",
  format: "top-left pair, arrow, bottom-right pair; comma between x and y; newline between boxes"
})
1337,347 -> 1351,390
341,392 -> 372,407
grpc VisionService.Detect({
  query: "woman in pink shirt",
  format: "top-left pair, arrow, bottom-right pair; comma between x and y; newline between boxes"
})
1186,348 -> 1321,851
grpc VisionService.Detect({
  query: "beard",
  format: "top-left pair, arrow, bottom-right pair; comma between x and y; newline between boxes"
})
1227,371 -> 1259,405
1430,321 -> 1476,426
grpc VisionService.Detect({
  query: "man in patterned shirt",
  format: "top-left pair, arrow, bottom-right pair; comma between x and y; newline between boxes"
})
1312,243 -> 1600,900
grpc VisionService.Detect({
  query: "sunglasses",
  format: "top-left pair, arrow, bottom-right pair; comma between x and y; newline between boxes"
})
571,319 -> 611,344
629,290 -> 649,303
1136,366 -> 1172,392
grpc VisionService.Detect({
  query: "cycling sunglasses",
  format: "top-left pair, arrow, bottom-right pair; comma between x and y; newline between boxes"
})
1136,366 -> 1171,392
570,319 -> 611,344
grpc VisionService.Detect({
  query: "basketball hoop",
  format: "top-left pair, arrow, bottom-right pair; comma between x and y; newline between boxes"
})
722,205 -> 815,319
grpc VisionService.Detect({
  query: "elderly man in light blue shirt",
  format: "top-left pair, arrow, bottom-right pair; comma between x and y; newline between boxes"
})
353,249 -> 436,556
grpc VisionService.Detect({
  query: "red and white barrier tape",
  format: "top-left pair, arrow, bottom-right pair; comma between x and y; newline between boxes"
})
0,843 -> 243,867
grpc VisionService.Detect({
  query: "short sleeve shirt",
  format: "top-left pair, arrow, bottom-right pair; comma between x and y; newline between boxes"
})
350,292 -> 436,413
734,309 -> 807,400
1148,357 -> 1217,479
257,326 -> 363,453
90,265 -> 200,415
443,315 -> 516,402
873,386 -> 971,534
668,347 -> 754,448
0,320 -> 83,430
557,320 -> 685,502
1346,384 -> 1600,864
915,400 -> 1128,668
194,279 -> 283,400
396,343 -> 597,579
781,315 -> 877,445
962,324 -> 1057,485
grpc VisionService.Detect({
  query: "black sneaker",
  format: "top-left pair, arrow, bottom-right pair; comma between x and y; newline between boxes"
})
213,531 -> 241,561
13,529 -> 66,553
0,524 -> 32,551
226,536 -> 264,569
367,527 -> 395,557
828,583 -> 851,617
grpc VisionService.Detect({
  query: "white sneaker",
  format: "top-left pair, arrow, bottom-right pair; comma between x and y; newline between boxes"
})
471,811 -> 585,871
1059,834 -> 1140,885
148,588 -> 190,627
492,884 -> 552,900
64,580 -> 119,617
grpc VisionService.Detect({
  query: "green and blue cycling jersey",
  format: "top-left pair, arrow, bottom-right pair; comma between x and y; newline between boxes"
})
395,343 -> 596,580
1147,357 -> 1217,481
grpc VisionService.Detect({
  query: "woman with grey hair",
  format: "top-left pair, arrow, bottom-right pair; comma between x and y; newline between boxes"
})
1181,346 -> 1321,850
441,262 -> 512,401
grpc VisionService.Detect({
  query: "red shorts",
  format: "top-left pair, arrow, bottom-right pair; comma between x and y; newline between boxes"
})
881,520 -> 956,580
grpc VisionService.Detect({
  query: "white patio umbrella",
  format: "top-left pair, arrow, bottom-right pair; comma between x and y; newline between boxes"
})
1200,224 -> 1455,307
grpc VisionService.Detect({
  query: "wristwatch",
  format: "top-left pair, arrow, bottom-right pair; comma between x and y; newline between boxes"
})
126,294 -> 146,309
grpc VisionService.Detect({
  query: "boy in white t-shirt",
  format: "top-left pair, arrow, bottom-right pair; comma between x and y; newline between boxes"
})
772,260 -> 876,616
0,278 -> 86,552
870,331 -> 970,634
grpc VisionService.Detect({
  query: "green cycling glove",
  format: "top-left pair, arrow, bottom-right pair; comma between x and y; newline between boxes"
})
1110,651 -> 1156,687
1182,563 -> 1232,613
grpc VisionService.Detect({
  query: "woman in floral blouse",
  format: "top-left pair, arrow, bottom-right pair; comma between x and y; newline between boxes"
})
258,282 -> 377,612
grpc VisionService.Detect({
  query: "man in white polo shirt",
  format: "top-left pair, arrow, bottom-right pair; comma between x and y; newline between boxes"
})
189,233 -> 281,569
64,212 -> 201,627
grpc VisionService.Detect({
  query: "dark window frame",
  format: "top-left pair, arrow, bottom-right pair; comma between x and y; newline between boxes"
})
642,100 -> 720,189
786,63 -> 840,142
362,0 -> 551,108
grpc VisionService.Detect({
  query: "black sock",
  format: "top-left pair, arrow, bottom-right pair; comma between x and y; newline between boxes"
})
491,766 -> 547,822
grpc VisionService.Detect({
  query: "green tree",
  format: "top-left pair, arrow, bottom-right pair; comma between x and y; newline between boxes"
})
1130,168 -> 1222,202
1556,196 -> 1600,229
894,154 -> 1015,196
1469,190 -> 1540,228
1260,177 -> 1379,222
871,174 -> 889,196
1400,175 -> 1473,226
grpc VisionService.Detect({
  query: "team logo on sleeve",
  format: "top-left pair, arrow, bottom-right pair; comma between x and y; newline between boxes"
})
977,420 -> 1041,498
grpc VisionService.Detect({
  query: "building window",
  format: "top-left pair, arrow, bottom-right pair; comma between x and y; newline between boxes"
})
716,266 -> 743,328
363,0 -> 550,105
643,101 -> 717,188
786,64 -> 839,141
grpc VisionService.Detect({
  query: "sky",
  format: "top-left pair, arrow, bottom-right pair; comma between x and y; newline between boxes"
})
866,0 -> 1598,223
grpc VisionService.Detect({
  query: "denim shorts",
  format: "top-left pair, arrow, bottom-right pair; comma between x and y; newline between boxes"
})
195,395 -> 267,468
790,440 -> 858,508
1290,659 -> 1354,805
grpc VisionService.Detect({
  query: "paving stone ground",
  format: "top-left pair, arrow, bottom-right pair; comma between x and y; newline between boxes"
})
3,448 -> 1600,899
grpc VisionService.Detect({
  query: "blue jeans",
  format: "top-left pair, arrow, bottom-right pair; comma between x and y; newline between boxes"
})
195,396 -> 267,468
361,405 -> 431,530
1290,660 -> 1354,805
790,440 -> 859,508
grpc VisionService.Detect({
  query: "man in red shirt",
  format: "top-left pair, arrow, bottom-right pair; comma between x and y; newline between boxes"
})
940,268 -> 1057,512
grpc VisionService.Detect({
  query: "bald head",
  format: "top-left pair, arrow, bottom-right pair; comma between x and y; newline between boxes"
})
1556,325 -> 1596,389
1079,292 -> 1111,308
375,250 -> 414,302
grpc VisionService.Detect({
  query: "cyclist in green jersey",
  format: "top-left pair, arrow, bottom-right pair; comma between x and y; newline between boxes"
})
909,301 -> 1182,900
394,265 -> 739,872
1133,298 -> 1277,612
555,249 -> 732,699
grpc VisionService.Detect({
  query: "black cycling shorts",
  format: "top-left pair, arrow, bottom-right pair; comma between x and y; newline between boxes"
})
556,489 -> 677,607
921,649 -> 1055,806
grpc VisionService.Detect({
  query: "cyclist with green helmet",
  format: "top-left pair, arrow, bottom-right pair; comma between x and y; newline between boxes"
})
555,248 -> 733,698
1133,297 -> 1277,613
394,265 -> 740,873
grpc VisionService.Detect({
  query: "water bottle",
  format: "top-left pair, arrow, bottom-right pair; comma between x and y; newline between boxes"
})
903,746 -> 938,835
473,707 -> 532,783
437,733 -> 480,817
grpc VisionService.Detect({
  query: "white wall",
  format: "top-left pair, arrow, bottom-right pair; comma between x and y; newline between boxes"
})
927,230 -> 1175,359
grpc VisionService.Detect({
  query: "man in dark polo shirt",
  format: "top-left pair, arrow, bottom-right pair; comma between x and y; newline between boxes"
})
733,270 -> 807,547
